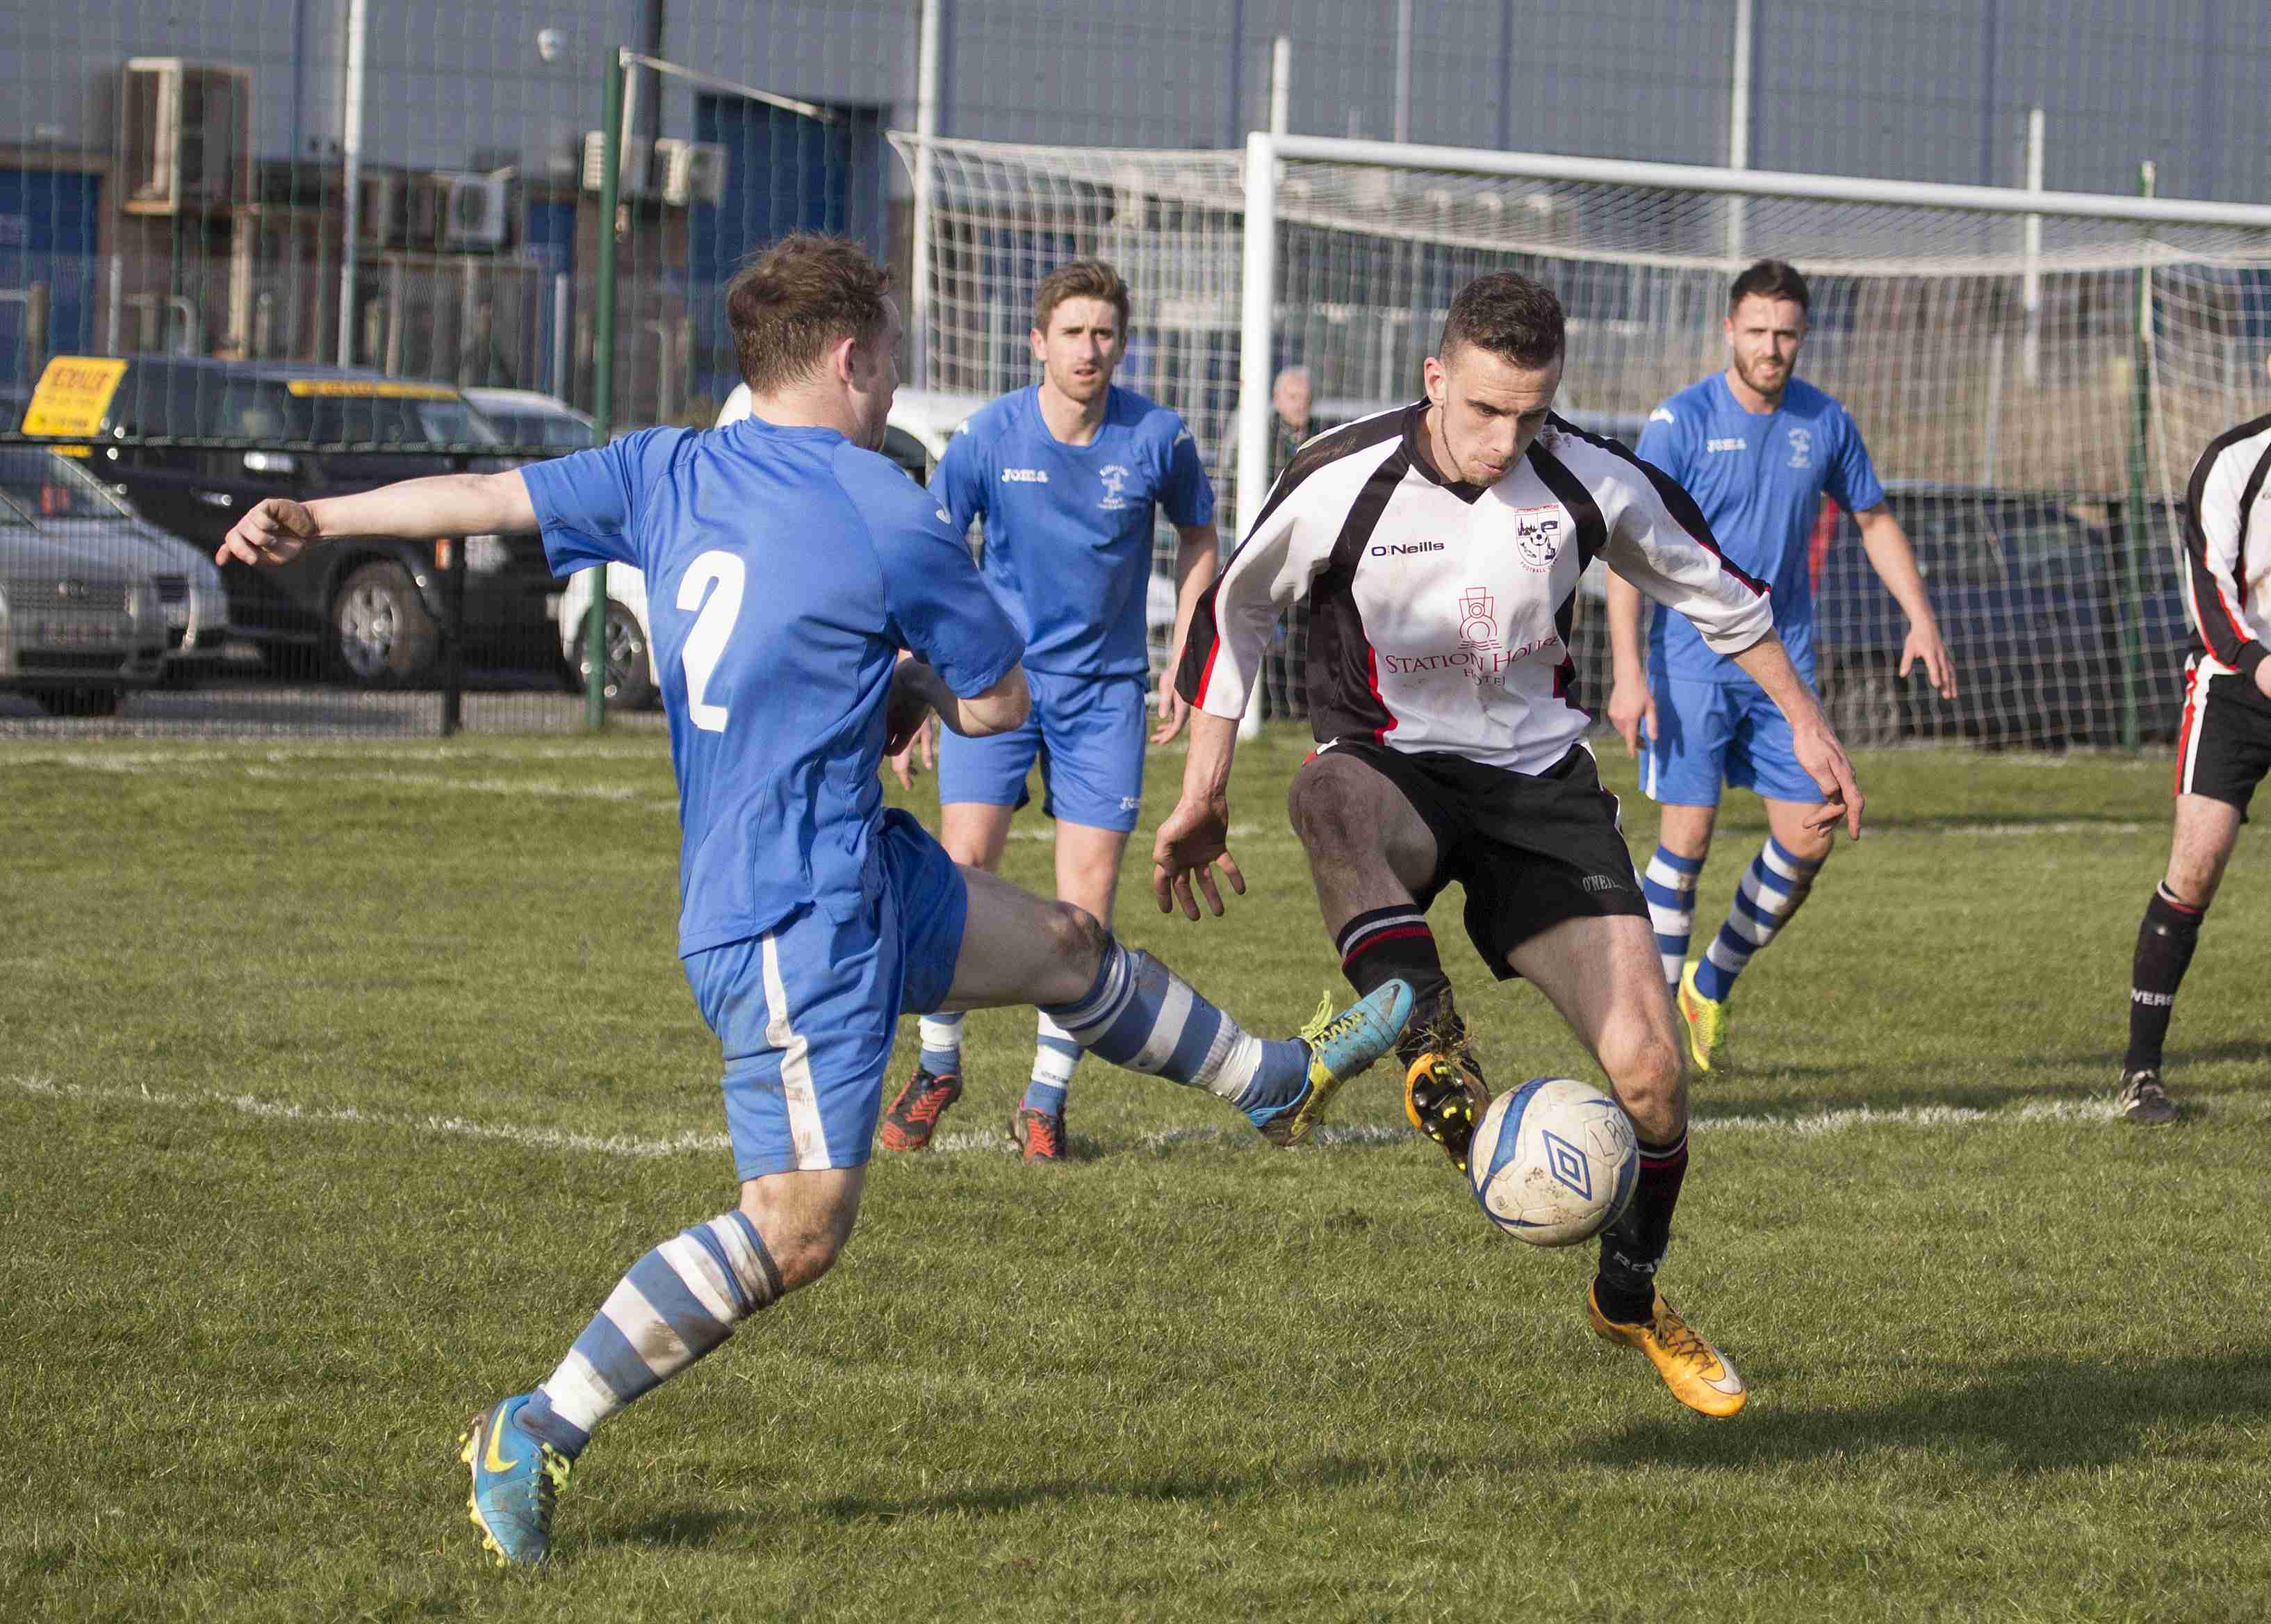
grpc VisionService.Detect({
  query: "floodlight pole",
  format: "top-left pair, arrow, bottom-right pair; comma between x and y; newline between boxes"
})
1725,0 -> 1753,265
585,48 -> 625,732
336,0 -> 368,364
910,0 -> 942,387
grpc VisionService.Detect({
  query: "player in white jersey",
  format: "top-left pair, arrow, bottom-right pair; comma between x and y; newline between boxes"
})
2115,358 -> 2271,1123
1155,272 -> 1864,1418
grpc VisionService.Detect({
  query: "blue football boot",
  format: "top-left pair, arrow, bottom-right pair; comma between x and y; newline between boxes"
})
1251,979 -> 1416,1147
459,1393 -> 573,1567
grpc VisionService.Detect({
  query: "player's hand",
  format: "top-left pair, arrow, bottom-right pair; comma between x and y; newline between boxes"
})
887,713 -> 937,790
1151,793 -> 1246,919
217,498 -> 320,567
1151,669 -> 1190,745
1792,714 -> 1865,840
1899,622 -> 1958,700
2256,659 -> 2271,703
1606,675 -> 1656,757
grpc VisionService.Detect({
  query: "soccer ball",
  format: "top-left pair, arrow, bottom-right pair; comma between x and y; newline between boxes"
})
1466,1076 -> 1639,1247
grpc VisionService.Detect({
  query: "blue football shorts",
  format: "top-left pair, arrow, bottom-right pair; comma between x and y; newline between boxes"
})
1641,672 -> 1826,807
935,667 -> 1149,833
681,809 -> 967,1181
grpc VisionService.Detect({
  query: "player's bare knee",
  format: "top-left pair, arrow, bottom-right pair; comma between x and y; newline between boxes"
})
763,1225 -> 847,1293
1040,899 -> 1113,984
737,1197 -> 855,1293
1605,1030 -> 1687,1140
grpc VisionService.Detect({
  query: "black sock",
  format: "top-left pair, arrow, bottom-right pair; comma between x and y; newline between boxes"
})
2125,884 -> 2204,1074
1593,1130 -> 1688,1324
1337,905 -> 1451,1008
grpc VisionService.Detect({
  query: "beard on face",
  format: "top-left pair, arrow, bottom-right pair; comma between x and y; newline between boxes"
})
1737,352 -> 1789,397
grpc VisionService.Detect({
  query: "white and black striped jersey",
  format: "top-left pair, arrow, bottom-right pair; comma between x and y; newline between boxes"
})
1176,402 -> 1773,774
2181,411 -> 2271,684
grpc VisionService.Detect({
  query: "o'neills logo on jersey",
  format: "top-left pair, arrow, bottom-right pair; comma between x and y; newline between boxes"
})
1370,541 -> 1445,557
1512,506 -> 1564,571
1001,468 -> 1049,484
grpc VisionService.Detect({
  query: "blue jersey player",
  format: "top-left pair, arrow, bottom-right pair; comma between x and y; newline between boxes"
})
215,236 -> 1408,1568
1605,259 -> 1955,1070
880,259 -> 1220,1162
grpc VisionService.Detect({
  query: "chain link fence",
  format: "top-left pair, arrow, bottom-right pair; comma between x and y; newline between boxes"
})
3,2 -> 2267,734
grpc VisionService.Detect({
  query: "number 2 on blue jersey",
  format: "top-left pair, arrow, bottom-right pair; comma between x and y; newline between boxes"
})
677,550 -> 746,732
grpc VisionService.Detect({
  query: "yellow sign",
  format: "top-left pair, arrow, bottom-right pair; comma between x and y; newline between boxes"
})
284,379 -> 460,401
22,356 -> 129,442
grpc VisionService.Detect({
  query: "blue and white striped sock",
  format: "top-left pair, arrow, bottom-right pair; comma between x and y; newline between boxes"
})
1020,1012 -> 1080,1117
917,1012 -> 963,1077
1641,846 -> 1703,990
518,1211 -> 784,1458
1693,837 -> 1821,1003
1039,938 -> 1304,1117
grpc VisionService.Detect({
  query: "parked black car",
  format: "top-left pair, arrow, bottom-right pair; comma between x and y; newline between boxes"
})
28,354 -> 558,686
1812,484 -> 2189,748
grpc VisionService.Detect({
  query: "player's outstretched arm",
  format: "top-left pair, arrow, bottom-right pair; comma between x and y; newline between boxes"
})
1152,709 -> 1247,919
1852,504 -> 1957,698
215,472 -> 538,568
1730,634 -> 1865,839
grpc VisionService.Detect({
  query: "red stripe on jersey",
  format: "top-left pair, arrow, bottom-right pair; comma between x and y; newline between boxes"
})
2217,580 -> 2250,644
1366,644 -> 1400,742
1196,635 -> 1225,714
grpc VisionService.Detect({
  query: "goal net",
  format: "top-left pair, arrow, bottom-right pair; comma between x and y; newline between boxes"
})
895,131 -> 2271,750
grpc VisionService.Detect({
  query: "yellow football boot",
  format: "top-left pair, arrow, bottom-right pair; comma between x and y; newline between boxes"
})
1675,962 -> 1728,1074
1587,1283 -> 1747,1419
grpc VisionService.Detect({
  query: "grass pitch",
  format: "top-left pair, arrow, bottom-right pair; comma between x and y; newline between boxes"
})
4,731 -> 2268,1622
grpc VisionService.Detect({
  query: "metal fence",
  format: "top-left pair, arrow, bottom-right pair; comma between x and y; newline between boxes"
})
5,2 -> 2268,735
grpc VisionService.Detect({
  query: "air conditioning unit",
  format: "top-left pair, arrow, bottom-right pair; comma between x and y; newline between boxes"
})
121,58 -> 253,215
656,138 -> 728,208
356,169 -> 405,248
439,172 -> 510,249
580,131 -> 653,199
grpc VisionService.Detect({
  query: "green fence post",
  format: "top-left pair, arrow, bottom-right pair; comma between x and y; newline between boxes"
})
2118,159 -> 2158,753
584,47 -> 625,732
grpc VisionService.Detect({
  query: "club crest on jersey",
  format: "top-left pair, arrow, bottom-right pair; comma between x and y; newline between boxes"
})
1458,586 -> 1499,650
1787,426 -> 1812,469
1511,506 -> 1564,571
1098,464 -> 1131,510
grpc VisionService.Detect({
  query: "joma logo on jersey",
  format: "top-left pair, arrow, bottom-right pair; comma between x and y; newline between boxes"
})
1001,468 -> 1049,484
1706,436 -> 1747,453
1370,541 -> 1445,557
1512,507 -> 1564,571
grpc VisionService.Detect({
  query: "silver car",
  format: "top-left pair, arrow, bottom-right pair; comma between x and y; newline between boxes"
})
0,518 -> 167,715
0,446 -> 235,671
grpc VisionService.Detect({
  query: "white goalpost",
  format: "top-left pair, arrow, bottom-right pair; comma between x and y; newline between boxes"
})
896,129 -> 2271,750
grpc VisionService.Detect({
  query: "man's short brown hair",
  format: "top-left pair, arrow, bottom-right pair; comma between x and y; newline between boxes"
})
1032,259 -> 1131,335
1438,272 -> 1565,369
1729,258 -> 1810,315
725,233 -> 892,393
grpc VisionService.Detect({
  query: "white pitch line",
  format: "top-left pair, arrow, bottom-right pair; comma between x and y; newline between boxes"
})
8,1074 -> 2182,1167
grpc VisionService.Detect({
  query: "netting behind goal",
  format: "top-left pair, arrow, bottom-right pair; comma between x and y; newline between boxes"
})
898,133 -> 2271,750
